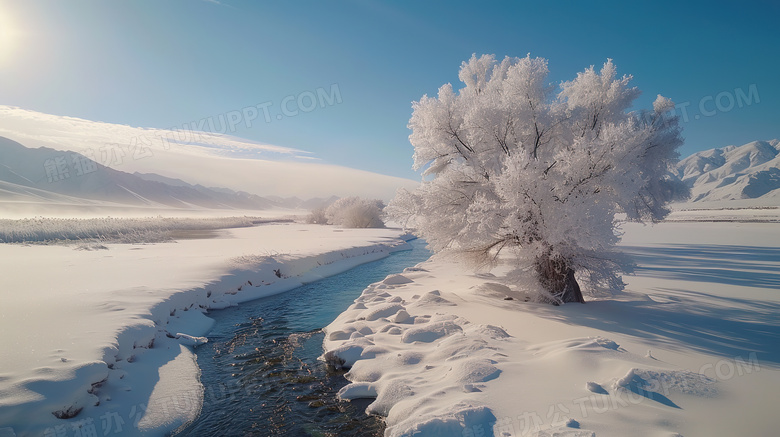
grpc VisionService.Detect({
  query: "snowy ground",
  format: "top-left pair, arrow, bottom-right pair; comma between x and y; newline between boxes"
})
667,202 -> 780,223
323,221 -> 780,437
0,222 -> 410,437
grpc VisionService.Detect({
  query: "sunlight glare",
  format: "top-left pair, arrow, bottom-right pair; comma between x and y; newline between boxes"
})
0,5 -> 20,64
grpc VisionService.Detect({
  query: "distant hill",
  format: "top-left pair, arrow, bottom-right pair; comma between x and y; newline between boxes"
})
0,136 -> 331,211
133,173 -> 339,210
9,134 -> 777,213
675,140 -> 780,204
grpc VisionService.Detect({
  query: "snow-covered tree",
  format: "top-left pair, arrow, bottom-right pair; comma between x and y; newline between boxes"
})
325,197 -> 386,228
388,54 -> 688,304
306,205 -> 329,225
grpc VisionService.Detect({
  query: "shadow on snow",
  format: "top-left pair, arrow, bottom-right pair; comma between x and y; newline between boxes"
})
624,244 -> 780,289
538,244 -> 780,367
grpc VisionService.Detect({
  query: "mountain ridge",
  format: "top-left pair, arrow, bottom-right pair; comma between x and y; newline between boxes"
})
676,139 -> 780,203
3,136 -> 779,212
0,136 -> 335,211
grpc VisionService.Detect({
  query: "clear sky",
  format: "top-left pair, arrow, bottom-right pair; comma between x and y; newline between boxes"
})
1,0 -> 778,180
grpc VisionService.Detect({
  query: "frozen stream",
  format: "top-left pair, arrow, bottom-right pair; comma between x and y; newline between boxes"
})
175,238 -> 430,436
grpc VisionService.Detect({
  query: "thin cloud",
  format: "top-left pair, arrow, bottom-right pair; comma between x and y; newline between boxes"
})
202,0 -> 237,10
0,105 -> 310,160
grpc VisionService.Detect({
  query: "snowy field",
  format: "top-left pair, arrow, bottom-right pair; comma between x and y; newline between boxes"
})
667,201 -> 780,223
665,208 -> 780,223
323,220 -> 780,437
0,222 -> 410,437
0,216 -> 268,243
1,214 -> 777,437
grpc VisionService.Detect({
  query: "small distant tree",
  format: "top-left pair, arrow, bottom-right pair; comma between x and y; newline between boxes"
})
388,54 -> 688,304
306,205 -> 329,224
325,197 -> 386,228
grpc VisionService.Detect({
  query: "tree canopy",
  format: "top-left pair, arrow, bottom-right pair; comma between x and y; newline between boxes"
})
388,54 -> 688,303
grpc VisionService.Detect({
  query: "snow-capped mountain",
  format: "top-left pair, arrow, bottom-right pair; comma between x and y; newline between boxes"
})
0,136 -> 323,210
675,139 -> 780,203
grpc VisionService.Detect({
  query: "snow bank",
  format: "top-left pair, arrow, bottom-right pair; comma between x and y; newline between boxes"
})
323,222 -> 780,436
0,223 -> 410,436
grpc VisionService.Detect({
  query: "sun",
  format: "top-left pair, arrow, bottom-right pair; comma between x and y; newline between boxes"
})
0,5 -> 20,64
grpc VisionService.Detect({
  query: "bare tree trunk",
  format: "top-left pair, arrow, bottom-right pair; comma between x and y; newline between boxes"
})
535,254 -> 585,304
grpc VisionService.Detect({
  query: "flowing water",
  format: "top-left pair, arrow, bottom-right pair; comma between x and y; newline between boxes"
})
175,238 -> 430,437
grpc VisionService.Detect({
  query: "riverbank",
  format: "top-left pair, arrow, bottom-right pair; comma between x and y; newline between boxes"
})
323,222 -> 780,436
0,223 -> 411,437
177,238 -> 431,436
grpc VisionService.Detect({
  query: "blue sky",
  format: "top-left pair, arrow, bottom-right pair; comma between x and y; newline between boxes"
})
1,0 -> 778,180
